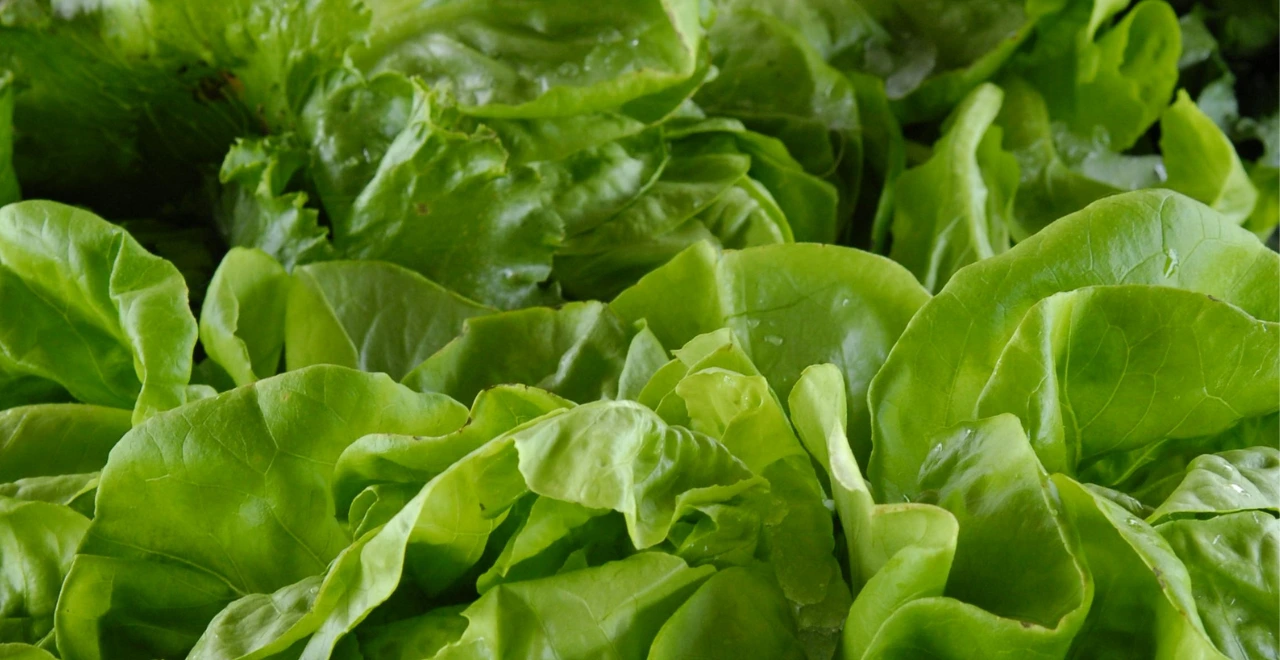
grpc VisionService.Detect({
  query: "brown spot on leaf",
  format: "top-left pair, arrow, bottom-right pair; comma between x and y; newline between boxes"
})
194,71 -> 244,104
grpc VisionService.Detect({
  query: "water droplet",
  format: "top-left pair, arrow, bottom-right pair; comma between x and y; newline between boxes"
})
630,39 -> 640,47
1212,535 -> 1222,545
1162,248 -> 1179,278
763,335 -> 783,346
555,61 -> 580,78
1126,518 -> 1141,526
840,298 -> 851,307
746,318 -> 761,329
1230,483 -> 1246,494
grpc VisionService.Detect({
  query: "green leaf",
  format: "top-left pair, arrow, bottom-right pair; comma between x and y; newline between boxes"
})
116,0 -> 368,130
332,385 -> 572,519
0,497 -> 89,646
1158,512 -> 1279,660
849,72 -> 906,252
1244,162 -> 1279,238
789,365 -> 977,660
994,75 -> 1122,238
305,74 -> 563,309
0,643 -> 56,659
55,366 -> 467,659
476,497 -> 622,592
0,201 -> 198,422
357,0 -> 705,118
286,260 -> 493,381
403,301 -> 631,405
434,553 -> 713,659
0,473 -> 98,517
888,83 -> 1019,292
1149,448 -> 1280,523
613,241 -> 928,465
1083,414 -> 1280,509
354,606 -> 468,660
1054,474 -> 1226,658
199,248 -> 291,387
217,137 -> 334,270
648,566 -> 807,660
869,190 -> 1280,502
618,322 -> 669,401
915,415 -> 1088,634
512,400 -> 759,549
187,415 -> 527,659
554,126 -> 800,300
1161,89 -> 1259,224
670,351 -> 850,646
0,6 -> 251,212
0,404 -> 131,483
0,72 -> 18,207
1017,0 -> 1181,151
834,0 -> 1060,124
972,285 -> 1279,475
698,7 -> 862,223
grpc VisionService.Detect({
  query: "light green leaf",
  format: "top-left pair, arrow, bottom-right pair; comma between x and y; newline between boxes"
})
188,418 -> 527,659
55,366 -> 467,659
870,190 -> 1280,502
889,83 -> 1018,292
0,473 -> 98,516
1083,414 -> 1279,509
403,301 -> 631,405
648,566 -> 806,660
476,497 -> 621,592
973,286 -> 1279,475
617,322 -> 669,401
200,248 -> 291,387
1161,89 -> 1259,225
915,415 -> 1088,634
434,553 -> 713,659
0,405 -> 130,482
513,400 -> 759,549
0,201 -> 197,422
0,498 -> 89,646
1149,448 -> 1280,523
613,241 -> 928,465
672,355 -> 849,647
1158,512 -> 1279,660
1054,475 -> 1227,659
286,260 -> 493,381
1018,0 -> 1181,151
358,0 -> 705,118
332,385 -> 572,518
0,643 -> 56,659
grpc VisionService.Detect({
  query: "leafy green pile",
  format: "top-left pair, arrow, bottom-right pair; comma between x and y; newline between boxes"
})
0,0 -> 1275,659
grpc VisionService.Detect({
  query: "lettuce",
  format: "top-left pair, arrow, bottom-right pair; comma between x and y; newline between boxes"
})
0,1 -> 1275,658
